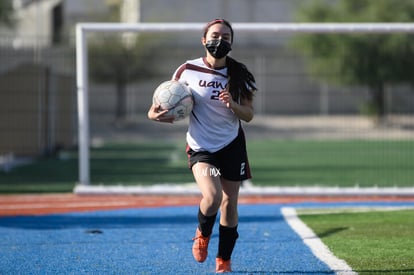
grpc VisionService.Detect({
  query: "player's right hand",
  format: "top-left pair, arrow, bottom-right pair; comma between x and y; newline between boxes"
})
147,104 -> 175,123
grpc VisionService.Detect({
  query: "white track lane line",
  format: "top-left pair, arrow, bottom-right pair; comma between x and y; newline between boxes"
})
281,207 -> 357,275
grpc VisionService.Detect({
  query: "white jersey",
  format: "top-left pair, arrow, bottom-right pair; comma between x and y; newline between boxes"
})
172,57 -> 239,153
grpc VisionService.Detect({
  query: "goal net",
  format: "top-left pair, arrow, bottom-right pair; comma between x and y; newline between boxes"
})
74,22 -> 414,195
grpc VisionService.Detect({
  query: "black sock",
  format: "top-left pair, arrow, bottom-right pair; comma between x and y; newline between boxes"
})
217,224 -> 239,261
197,208 -> 217,237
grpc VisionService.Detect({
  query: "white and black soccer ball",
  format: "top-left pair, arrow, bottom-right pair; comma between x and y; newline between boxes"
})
152,80 -> 194,121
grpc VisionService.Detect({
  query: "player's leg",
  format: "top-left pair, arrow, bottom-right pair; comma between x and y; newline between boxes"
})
193,162 -> 223,218
214,128 -> 249,272
219,178 -> 240,227
191,162 -> 222,262
216,178 -> 240,272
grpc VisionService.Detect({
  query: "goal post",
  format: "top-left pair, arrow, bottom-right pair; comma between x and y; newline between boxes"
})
75,22 -> 414,190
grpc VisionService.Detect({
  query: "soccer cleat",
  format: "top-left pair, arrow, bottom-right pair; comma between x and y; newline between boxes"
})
192,228 -> 210,262
216,257 -> 232,273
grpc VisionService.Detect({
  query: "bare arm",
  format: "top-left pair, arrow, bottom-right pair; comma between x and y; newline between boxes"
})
219,88 -> 254,122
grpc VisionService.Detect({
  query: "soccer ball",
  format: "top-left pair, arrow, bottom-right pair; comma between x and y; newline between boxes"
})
152,80 -> 194,121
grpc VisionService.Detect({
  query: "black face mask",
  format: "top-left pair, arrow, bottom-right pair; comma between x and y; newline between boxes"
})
205,39 -> 232,59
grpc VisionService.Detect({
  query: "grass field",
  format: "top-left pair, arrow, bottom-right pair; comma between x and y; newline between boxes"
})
299,208 -> 414,273
0,139 -> 413,193
249,139 -> 414,187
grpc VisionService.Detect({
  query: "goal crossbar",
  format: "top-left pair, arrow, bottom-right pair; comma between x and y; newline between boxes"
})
78,22 -> 414,33
76,22 -> 414,188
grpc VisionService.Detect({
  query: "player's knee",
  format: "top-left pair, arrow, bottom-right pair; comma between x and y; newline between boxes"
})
203,192 -> 223,210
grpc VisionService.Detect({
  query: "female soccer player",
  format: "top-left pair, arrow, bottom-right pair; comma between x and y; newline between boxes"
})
148,19 -> 257,273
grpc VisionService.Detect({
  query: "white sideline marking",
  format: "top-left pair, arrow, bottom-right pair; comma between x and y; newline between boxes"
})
73,183 -> 414,196
281,207 -> 357,275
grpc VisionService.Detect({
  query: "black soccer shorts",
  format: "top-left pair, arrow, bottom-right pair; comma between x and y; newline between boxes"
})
186,128 -> 252,181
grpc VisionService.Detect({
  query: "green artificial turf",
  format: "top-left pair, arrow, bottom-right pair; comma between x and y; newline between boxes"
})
0,139 -> 413,193
247,139 -> 414,187
299,209 -> 414,273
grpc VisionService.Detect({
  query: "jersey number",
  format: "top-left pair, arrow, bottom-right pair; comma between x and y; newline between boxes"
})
210,90 -> 221,100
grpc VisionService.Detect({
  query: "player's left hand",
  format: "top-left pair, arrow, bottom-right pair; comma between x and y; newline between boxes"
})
219,87 -> 235,109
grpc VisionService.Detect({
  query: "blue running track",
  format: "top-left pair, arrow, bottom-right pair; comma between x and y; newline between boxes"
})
1,202 -> 414,274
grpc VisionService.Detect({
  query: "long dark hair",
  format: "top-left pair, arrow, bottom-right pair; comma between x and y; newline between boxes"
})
203,19 -> 257,102
226,56 -> 256,102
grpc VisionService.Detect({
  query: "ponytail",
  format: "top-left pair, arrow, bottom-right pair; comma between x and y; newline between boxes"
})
226,56 -> 257,102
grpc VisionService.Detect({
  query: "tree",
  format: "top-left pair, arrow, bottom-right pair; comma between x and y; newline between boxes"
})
88,0 -> 157,120
292,0 -> 414,119
89,35 -> 155,120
